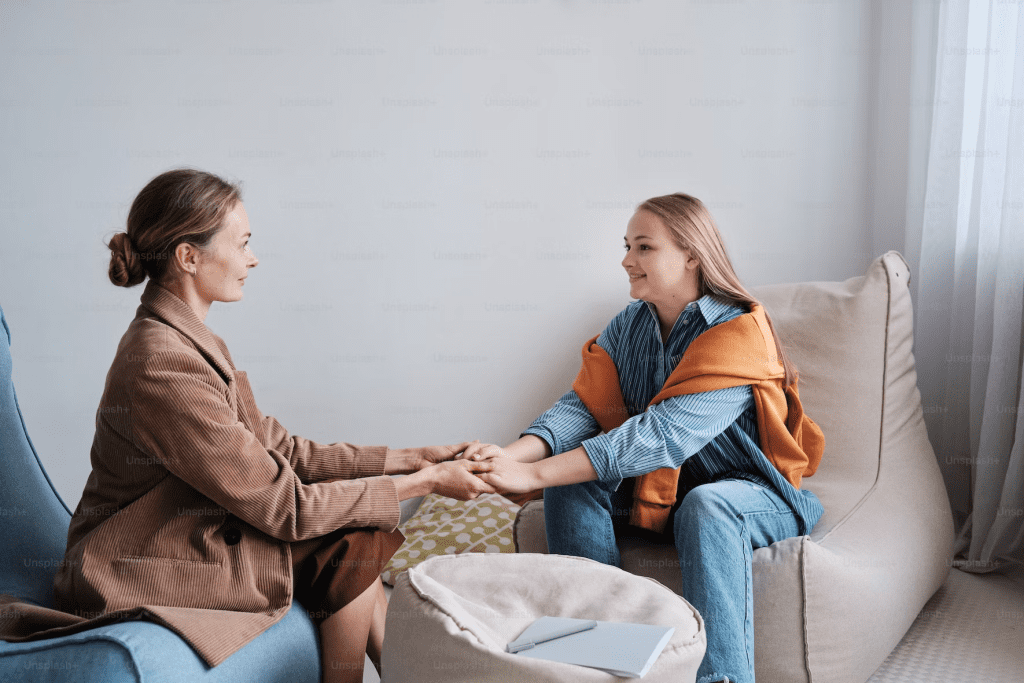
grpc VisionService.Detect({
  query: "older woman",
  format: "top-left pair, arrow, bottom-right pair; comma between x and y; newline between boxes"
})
461,193 -> 826,683
2,168 -> 493,683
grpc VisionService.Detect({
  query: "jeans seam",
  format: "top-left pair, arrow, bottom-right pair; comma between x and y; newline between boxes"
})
740,517 -> 754,681
605,509 -> 618,567
742,509 -> 791,518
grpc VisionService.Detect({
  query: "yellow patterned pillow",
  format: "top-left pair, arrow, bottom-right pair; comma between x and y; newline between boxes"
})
380,492 -> 521,586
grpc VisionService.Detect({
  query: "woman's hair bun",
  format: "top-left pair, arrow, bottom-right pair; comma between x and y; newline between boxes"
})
107,232 -> 147,288
108,168 -> 242,288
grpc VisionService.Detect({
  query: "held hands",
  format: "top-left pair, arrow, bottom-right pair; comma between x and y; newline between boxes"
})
454,441 -> 512,463
471,457 -> 542,495
453,441 -> 542,494
414,441 -> 480,469
401,439 -> 544,498
426,460 -> 497,501
392,441 -> 495,501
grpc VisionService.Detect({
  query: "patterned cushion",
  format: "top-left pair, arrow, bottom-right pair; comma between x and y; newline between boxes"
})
381,493 -> 520,586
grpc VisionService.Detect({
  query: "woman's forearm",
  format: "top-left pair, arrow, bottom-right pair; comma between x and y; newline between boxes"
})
384,448 -> 420,475
503,434 -> 553,463
393,469 -> 432,500
394,461 -> 497,501
532,446 -> 598,487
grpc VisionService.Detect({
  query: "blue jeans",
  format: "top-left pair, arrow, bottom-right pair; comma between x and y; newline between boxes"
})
544,478 -> 800,683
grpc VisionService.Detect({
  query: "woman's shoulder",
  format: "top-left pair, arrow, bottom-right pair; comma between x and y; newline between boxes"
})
698,295 -> 749,328
124,315 -> 194,352
110,316 -> 212,379
596,300 -> 648,351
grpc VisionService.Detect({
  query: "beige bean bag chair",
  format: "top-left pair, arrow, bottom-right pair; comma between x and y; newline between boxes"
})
514,251 -> 954,683
381,553 -> 706,682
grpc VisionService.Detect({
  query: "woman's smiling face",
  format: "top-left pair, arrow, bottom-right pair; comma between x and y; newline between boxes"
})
621,208 -> 699,308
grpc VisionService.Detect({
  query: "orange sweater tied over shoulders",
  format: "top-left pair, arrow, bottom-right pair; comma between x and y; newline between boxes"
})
571,303 -> 825,534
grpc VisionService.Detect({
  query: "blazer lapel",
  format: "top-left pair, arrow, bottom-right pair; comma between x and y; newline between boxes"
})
137,280 -> 236,386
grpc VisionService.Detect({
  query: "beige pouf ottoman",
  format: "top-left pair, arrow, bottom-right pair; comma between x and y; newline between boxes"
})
380,552 -> 705,682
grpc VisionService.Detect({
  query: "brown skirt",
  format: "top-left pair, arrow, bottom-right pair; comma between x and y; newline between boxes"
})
290,526 -> 405,624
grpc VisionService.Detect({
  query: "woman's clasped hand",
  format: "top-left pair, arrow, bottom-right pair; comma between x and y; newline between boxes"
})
425,459 -> 499,500
395,440 -> 544,499
390,441 -> 499,501
454,443 -> 542,495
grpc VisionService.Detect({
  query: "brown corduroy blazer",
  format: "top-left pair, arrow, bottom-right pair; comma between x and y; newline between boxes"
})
1,279 -> 401,666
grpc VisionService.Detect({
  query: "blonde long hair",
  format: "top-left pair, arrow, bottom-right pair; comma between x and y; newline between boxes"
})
638,193 -> 798,388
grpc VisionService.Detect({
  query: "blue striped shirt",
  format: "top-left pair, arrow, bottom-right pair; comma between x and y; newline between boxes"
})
522,295 -> 824,535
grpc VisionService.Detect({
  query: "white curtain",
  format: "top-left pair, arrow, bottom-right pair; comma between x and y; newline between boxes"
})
906,0 -> 1024,572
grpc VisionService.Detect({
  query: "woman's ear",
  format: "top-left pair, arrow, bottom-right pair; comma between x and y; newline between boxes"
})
173,242 -> 200,276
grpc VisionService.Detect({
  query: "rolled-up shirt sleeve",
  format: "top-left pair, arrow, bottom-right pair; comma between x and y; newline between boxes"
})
521,389 -> 602,455
582,384 -> 754,491
130,351 -> 401,541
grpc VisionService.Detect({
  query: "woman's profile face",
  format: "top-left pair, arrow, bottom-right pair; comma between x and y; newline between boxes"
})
622,209 -> 698,306
194,201 -> 258,304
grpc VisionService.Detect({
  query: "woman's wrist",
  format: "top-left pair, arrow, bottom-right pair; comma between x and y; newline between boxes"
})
384,447 -> 422,475
524,461 -> 546,490
532,446 -> 598,488
393,468 -> 432,500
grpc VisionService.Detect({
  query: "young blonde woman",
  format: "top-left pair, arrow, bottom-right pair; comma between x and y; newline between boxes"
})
461,193 -> 826,683
0,169 -> 494,683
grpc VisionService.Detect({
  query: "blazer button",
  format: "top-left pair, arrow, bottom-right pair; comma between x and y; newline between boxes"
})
223,528 -> 242,546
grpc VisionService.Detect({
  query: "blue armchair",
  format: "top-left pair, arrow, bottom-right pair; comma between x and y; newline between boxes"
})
0,302 -> 321,682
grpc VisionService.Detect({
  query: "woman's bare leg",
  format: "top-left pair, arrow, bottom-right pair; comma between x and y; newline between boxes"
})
319,577 -> 381,683
365,578 -> 389,674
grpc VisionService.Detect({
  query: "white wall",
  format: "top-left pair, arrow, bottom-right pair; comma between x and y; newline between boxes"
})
0,0 -> 912,510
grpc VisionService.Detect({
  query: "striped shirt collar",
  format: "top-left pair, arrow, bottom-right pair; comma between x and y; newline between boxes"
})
643,294 -> 741,328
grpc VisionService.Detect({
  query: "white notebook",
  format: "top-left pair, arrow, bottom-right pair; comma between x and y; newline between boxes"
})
507,615 -> 675,679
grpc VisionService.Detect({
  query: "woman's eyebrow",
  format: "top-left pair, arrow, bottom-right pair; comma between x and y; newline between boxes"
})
624,235 -> 651,241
